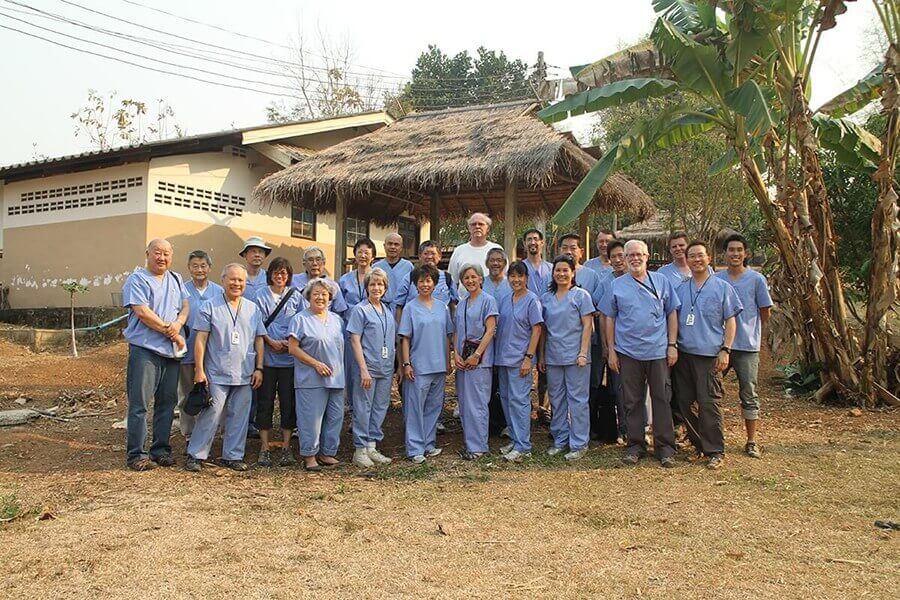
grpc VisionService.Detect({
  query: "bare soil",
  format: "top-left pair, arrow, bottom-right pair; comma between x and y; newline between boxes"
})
0,340 -> 897,599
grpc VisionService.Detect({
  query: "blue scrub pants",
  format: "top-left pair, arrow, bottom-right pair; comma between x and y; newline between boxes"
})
187,383 -> 252,461
351,374 -> 392,448
296,388 -> 344,457
457,368 -> 491,453
403,372 -> 445,457
125,344 -> 180,463
546,364 -> 590,451
343,332 -> 356,412
498,366 -> 533,453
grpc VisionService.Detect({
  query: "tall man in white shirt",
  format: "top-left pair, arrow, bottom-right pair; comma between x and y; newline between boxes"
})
447,212 -> 502,293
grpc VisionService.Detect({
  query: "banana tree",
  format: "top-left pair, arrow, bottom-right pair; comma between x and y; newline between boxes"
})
539,0 -> 896,405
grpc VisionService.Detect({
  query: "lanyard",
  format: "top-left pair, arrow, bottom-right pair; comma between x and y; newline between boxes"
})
368,302 -> 388,347
463,297 -> 469,340
631,273 -> 659,300
688,277 -> 710,313
356,270 -> 365,303
223,294 -> 242,327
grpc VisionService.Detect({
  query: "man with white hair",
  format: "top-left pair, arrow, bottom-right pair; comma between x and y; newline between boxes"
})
447,212 -> 503,293
185,263 -> 266,473
600,239 -> 681,468
122,238 -> 190,471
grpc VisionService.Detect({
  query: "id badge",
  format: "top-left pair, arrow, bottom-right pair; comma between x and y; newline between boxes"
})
231,330 -> 240,345
686,313 -> 695,326
381,346 -> 389,359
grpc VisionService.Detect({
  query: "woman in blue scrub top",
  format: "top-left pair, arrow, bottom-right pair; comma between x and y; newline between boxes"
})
398,264 -> 455,464
539,255 -> 595,461
339,237 -> 376,411
454,264 -> 498,460
288,278 -> 345,471
347,268 -> 395,468
495,260 -> 543,462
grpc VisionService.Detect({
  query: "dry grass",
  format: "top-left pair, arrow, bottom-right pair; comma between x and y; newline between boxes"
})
0,342 -> 897,599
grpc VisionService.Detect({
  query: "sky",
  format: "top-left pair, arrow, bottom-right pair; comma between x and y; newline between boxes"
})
0,0 -> 882,166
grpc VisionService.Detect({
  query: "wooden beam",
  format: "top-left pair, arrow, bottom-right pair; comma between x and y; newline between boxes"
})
504,178 -> 518,261
578,212 -> 590,263
430,191 -> 441,245
334,189 -> 347,277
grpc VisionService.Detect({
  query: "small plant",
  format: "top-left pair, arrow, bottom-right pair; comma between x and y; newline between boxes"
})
776,362 -> 824,396
61,280 -> 89,358
0,494 -> 25,522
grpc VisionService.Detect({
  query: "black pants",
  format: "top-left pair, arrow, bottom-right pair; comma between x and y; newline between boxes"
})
619,355 -> 676,459
488,367 -> 506,435
673,352 -> 724,455
257,366 -> 295,430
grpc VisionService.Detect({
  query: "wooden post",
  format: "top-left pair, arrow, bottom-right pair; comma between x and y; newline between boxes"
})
430,191 -> 441,247
612,211 -> 619,233
578,212 -> 590,263
334,190 -> 347,277
504,178 -> 518,260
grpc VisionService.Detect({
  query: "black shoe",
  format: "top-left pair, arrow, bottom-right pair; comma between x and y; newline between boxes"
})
246,425 -> 260,439
660,456 -> 677,469
278,448 -> 297,467
184,456 -> 201,472
621,453 -> 640,465
222,459 -> 248,472
256,450 -> 272,468
152,454 -> 176,467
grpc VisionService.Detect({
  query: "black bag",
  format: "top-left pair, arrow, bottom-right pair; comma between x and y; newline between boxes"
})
183,382 -> 211,416
461,339 -> 480,360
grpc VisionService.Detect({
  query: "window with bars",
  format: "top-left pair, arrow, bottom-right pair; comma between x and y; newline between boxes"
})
291,205 -> 316,240
346,217 -> 370,249
397,217 -> 419,258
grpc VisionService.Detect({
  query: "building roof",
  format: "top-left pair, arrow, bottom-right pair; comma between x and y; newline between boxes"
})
253,101 -> 654,225
0,111 -> 392,183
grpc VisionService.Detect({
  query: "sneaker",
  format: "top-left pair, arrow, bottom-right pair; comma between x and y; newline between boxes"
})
503,449 -> 531,463
425,447 -> 442,458
500,427 -> 511,439
184,456 -> 201,472
152,454 -> 176,467
546,446 -> 565,457
745,441 -> 762,459
458,450 -> 484,461
222,459 -> 248,472
256,450 -> 272,468
410,454 -> 426,464
367,446 -> 392,465
707,454 -> 724,470
660,456 -> 676,469
500,443 -> 514,455
564,448 -> 587,461
279,448 -> 297,467
615,436 -> 627,447
353,448 -> 375,468
621,453 -> 640,465
127,457 -> 157,472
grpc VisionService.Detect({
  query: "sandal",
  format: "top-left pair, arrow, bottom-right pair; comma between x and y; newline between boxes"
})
317,455 -> 339,467
304,460 -> 322,472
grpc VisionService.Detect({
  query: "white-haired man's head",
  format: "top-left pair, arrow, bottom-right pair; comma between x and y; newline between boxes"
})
220,263 -> 248,299
624,240 -> 649,276
467,212 -> 492,245
145,238 -> 173,275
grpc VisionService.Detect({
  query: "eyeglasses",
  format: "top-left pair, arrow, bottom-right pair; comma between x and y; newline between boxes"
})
305,256 -> 325,264
625,253 -> 647,259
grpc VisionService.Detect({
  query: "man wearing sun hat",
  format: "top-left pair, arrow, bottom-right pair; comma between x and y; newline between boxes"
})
239,236 -> 271,300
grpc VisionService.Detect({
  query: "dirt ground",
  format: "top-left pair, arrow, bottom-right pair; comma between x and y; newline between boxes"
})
0,339 -> 897,599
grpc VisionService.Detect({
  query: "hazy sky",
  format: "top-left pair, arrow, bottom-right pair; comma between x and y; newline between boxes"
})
0,0 -> 881,166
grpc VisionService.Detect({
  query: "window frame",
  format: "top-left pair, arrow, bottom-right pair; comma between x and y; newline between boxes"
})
290,205 -> 317,240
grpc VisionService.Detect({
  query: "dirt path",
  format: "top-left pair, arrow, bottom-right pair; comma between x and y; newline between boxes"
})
0,342 -> 897,599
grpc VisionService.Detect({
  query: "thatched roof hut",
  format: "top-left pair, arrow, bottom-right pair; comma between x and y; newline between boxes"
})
253,101 -> 654,272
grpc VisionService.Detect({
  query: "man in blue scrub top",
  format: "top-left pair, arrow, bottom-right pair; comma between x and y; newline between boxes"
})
600,239 -> 681,468
240,236 -> 271,298
186,264 -> 266,473
673,241 -> 742,469
290,247 -> 349,314
372,232 -> 414,314
395,240 -> 458,319
656,231 -> 692,285
716,233 -> 773,458
523,228 -> 553,423
584,229 -> 616,278
122,238 -> 190,471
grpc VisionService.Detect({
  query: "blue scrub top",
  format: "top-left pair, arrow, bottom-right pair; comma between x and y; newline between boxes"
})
122,268 -> 189,358
372,257 -> 414,309
541,287 -> 595,366
584,258 -> 613,279
544,266 -> 603,309
454,292 -> 499,368
599,271 -> 681,361
398,297 -> 455,375
657,262 -> 714,285
347,300 -> 396,378
525,259 -> 552,296
182,280 -> 224,364
245,268 -> 268,298
338,269 -> 369,315
195,294 -> 267,386
290,273 -> 348,314
397,269 -> 459,307
494,290 -> 543,368
288,309 -> 345,389
481,277 -> 512,304
715,269 -> 773,351
676,276 -> 743,357
252,286 -> 308,368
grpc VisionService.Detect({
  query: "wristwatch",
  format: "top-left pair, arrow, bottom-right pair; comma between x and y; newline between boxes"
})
524,353 -> 534,359
667,342 -> 678,348
720,346 -> 731,354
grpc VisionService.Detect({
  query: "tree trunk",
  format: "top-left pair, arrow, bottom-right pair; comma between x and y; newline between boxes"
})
70,293 -> 78,359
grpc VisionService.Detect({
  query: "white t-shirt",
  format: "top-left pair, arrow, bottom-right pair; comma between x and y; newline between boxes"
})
447,240 -> 503,295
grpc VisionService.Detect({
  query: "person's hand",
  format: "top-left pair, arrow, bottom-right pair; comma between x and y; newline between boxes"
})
463,353 -> 481,369
715,350 -> 730,373
404,364 -> 415,381
163,321 -> 181,339
454,354 -> 467,370
251,369 -> 263,390
315,361 -> 333,378
519,356 -> 533,377
666,346 -> 678,368
360,368 -> 373,390
194,369 -> 207,385
607,349 -> 619,374
576,354 -> 588,368
173,334 -> 186,351
277,340 -> 290,353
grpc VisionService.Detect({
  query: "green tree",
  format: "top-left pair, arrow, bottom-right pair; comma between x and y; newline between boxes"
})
538,0 -> 893,405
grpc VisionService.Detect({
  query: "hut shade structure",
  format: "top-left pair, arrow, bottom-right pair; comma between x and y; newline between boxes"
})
253,101 -> 654,273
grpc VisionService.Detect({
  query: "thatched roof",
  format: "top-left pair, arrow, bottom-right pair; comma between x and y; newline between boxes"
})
253,101 -> 654,225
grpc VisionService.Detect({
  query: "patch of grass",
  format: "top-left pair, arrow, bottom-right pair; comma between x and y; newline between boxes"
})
371,462 -> 439,482
0,494 -> 25,522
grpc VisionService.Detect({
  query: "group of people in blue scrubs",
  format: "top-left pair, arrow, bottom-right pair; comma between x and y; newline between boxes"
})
122,222 -> 772,473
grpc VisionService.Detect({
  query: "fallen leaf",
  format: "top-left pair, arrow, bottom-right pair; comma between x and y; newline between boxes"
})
542,500 -> 557,509
37,507 -> 56,521
725,551 -> 746,560
847,408 -> 863,417
620,544 -> 642,552
437,521 -> 451,536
